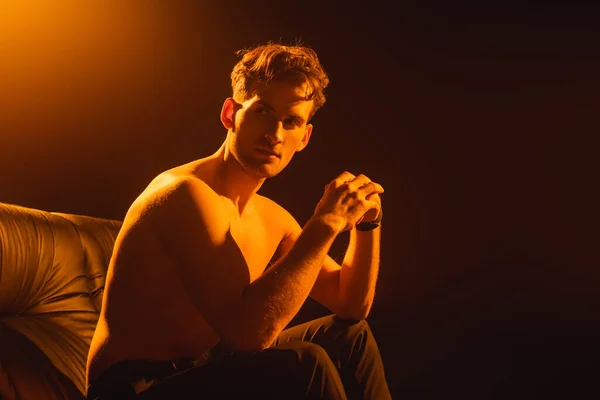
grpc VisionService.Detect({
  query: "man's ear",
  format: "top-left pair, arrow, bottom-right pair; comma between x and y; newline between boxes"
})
220,97 -> 240,129
296,123 -> 313,152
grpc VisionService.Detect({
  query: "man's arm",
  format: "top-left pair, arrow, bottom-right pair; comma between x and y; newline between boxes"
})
276,212 -> 381,321
337,226 -> 381,319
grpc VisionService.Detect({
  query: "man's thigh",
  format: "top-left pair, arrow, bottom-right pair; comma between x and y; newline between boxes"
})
140,341 -> 344,400
276,314 -> 367,353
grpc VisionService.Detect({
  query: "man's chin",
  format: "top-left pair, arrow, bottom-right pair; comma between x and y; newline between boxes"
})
256,166 -> 282,179
244,163 -> 282,179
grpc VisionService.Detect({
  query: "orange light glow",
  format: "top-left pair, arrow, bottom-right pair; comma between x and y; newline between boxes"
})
0,1 -> 185,149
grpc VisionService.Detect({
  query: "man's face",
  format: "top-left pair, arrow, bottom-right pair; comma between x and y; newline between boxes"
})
226,81 -> 314,178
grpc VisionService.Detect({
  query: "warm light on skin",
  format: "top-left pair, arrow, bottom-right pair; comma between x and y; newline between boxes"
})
222,81 -> 314,180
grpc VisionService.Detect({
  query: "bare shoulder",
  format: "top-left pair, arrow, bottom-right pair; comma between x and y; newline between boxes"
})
146,172 -> 213,202
118,171 -> 225,248
151,173 -> 215,207
141,173 -> 228,239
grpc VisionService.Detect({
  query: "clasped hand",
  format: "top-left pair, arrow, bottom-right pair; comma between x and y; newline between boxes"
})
313,171 -> 384,233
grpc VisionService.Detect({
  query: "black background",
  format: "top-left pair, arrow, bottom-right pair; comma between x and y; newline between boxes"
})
1,1 -> 599,397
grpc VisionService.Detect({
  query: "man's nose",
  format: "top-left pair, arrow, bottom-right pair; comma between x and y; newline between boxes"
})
264,121 -> 284,144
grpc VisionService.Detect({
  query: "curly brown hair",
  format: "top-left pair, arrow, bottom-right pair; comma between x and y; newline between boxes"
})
230,41 -> 329,120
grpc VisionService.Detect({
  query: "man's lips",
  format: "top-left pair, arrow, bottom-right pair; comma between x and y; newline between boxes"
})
256,148 -> 281,158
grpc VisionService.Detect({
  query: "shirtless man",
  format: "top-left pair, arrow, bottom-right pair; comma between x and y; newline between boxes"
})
86,42 -> 392,399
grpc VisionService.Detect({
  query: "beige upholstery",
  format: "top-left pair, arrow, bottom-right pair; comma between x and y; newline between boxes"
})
0,202 -> 121,399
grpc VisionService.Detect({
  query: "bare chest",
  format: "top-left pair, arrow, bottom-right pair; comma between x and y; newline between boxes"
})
229,215 -> 281,282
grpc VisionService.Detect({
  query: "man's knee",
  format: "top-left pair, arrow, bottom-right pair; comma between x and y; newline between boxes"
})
331,317 -> 373,340
288,342 -> 346,399
294,341 -> 336,367
337,317 -> 371,331
327,316 -> 383,362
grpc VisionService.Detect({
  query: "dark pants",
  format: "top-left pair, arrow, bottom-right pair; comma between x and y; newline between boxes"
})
87,315 -> 392,399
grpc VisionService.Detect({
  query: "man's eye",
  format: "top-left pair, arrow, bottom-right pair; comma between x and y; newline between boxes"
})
284,118 -> 299,127
256,107 -> 269,115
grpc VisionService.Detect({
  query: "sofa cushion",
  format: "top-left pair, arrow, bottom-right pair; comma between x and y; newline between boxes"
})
0,322 -> 84,400
0,202 -> 121,396
54,212 -> 122,312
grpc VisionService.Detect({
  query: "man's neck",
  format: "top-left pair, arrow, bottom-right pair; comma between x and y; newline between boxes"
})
208,142 -> 265,216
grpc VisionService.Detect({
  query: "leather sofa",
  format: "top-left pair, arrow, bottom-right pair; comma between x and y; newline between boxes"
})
0,202 -> 122,400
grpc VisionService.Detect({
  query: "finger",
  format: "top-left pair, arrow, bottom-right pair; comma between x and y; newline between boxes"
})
358,206 -> 380,223
332,171 -> 355,188
362,199 -> 382,214
358,182 -> 384,197
365,192 -> 382,202
347,174 -> 371,191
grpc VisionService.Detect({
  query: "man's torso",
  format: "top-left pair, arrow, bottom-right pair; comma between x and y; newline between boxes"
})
86,160 -> 289,383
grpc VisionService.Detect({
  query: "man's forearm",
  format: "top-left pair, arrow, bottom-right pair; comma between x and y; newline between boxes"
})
236,216 -> 339,350
337,226 -> 381,320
